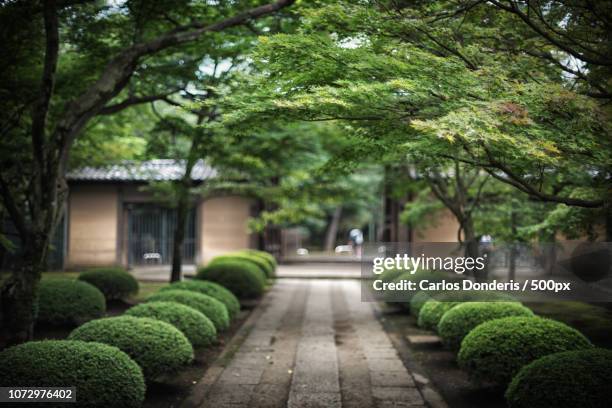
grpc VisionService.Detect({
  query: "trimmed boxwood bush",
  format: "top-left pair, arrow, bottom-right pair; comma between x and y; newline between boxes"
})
78,267 -> 139,300
387,270 -> 461,304
505,348 -> 612,408
409,291 -> 436,316
433,289 -> 518,304
37,278 -> 105,325
146,289 -> 229,331
0,340 -> 145,407
69,316 -> 193,381
196,259 -> 266,299
125,301 -> 217,348
239,251 -> 276,278
242,249 -> 277,272
418,299 -> 460,331
160,280 -> 240,318
380,268 -> 404,284
438,302 -> 534,350
211,253 -> 274,279
377,269 -> 414,303
417,290 -> 519,331
458,316 -> 593,389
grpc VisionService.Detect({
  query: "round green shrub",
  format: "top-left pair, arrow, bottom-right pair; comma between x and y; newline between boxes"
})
409,291 -> 436,316
0,340 -> 145,407
387,270 -> 461,304
211,253 -> 273,279
242,249 -> 277,272
380,268 -> 404,284
417,299 -> 460,331
435,290 -> 517,303
69,316 -> 193,381
377,269 -> 412,303
505,348 -> 612,408
78,268 -> 139,300
196,259 -> 266,299
246,252 -> 277,278
37,278 -> 105,325
160,280 -> 240,318
240,250 -> 277,277
458,316 -> 593,389
438,302 -> 534,350
125,301 -> 217,348
146,289 -> 229,331
416,289 -> 519,330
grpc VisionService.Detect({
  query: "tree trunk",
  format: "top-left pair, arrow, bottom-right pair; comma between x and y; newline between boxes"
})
1,235 -> 47,346
263,176 -> 282,258
463,218 -> 485,281
324,206 -> 342,252
170,196 -> 188,283
508,210 -> 517,281
606,202 -> 612,242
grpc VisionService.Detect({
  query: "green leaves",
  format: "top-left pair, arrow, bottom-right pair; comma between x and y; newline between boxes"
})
207,1 -> 611,240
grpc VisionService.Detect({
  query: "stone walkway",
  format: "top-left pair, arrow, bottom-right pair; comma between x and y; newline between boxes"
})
184,279 -> 430,408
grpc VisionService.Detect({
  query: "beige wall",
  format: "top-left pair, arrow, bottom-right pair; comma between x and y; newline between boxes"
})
66,185 -> 118,268
200,196 -> 254,264
414,209 -> 460,242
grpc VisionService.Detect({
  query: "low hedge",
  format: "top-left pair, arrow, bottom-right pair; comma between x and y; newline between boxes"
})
69,316 -> 193,381
78,268 -> 139,300
417,299 -> 460,331
458,316 -> 593,389
160,280 -> 240,319
211,253 -> 274,279
387,270 -> 460,304
125,301 -> 217,348
409,291 -> 436,316
37,278 -> 105,325
0,340 -> 145,407
505,348 -> 612,408
417,290 -> 519,331
242,249 -> 277,272
433,289 -> 517,303
377,269 -> 413,303
239,250 -> 276,278
196,259 -> 266,299
438,302 -> 534,350
147,289 -> 229,331
380,268 -> 404,284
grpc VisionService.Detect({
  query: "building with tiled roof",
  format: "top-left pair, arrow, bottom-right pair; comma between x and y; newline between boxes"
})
64,159 -> 256,270
67,159 -> 217,182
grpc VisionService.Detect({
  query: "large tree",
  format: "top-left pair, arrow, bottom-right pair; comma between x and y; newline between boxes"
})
0,0 -> 296,345
214,1 -> 610,240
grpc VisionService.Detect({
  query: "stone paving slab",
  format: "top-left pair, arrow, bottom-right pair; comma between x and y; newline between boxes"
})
185,278 -> 435,408
288,281 -> 341,407
407,335 -> 442,345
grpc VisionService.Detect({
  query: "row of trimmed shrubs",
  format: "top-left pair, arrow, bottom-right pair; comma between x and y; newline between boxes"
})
382,268 -> 612,408
36,268 -> 139,326
195,249 -> 276,299
1,250 -> 276,407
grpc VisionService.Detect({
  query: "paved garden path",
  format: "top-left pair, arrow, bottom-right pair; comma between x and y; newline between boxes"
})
184,278 -> 432,408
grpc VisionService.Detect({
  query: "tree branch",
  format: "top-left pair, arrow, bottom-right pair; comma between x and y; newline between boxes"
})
0,176 -> 29,241
99,89 -> 183,115
31,0 -> 59,166
487,0 -> 612,66
53,0 -> 296,159
481,146 -> 604,208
